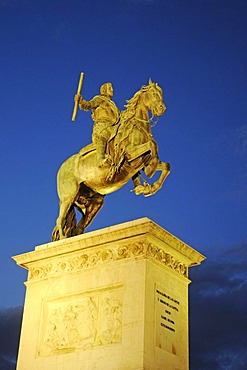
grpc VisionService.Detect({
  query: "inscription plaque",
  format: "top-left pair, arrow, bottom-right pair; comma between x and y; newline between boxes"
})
155,284 -> 180,354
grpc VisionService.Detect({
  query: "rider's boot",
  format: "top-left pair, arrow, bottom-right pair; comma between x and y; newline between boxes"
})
96,141 -> 108,167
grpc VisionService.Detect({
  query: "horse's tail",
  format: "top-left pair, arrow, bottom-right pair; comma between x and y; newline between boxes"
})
63,207 -> 77,237
51,225 -> 59,241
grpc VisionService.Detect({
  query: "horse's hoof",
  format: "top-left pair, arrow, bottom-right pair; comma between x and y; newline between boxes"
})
164,162 -> 171,171
143,184 -> 154,197
133,185 -> 144,195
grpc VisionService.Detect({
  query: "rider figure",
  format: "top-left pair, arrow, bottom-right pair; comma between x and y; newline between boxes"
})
75,82 -> 120,167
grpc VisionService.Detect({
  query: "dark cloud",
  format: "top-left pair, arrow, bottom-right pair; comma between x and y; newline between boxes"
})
0,306 -> 23,370
189,243 -> 247,370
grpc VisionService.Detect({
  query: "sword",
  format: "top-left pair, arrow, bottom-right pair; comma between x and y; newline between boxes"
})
72,72 -> 85,121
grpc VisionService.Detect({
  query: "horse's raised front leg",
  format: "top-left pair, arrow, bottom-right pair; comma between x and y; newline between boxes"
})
132,162 -> 170,197
143,161 -> 170,196
132,172 -> 145,195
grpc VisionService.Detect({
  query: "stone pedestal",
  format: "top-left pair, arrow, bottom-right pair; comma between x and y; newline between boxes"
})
13,218 -> 205,370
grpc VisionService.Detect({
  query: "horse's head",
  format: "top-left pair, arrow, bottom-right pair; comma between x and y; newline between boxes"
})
121,80 -> 166,125
143,79 -> 166,117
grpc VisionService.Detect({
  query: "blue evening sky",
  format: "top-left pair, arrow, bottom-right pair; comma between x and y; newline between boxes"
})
0,1 -> 246,369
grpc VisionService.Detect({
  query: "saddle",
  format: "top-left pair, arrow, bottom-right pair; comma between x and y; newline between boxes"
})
78,120 -> 155,183
78,141 -> 120,182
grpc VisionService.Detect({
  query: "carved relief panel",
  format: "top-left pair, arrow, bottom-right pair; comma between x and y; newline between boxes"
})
37,285 -> 123,357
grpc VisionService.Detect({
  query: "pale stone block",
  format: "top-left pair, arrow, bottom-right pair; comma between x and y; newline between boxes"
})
13,218 -> 205,370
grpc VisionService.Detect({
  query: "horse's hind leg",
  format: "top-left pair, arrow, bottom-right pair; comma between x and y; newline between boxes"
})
55,199 -> 72,239
55,180 -> 80,240
76,193 -> 105,235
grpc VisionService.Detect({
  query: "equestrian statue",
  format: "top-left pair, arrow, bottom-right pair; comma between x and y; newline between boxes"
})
52,73 -> 171,241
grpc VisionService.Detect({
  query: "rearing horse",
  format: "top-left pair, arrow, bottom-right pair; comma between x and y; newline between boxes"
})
52,80 -> 170,241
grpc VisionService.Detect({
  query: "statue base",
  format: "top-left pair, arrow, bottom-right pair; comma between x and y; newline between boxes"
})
13,218 -> 205,370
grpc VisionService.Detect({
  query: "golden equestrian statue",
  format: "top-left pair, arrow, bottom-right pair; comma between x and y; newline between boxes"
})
52,74 -> 170,241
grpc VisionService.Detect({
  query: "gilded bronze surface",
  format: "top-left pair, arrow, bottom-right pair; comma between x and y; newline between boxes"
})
52,75 -> 170,241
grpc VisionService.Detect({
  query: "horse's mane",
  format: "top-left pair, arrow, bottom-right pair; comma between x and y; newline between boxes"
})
120,82 -> 161,123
